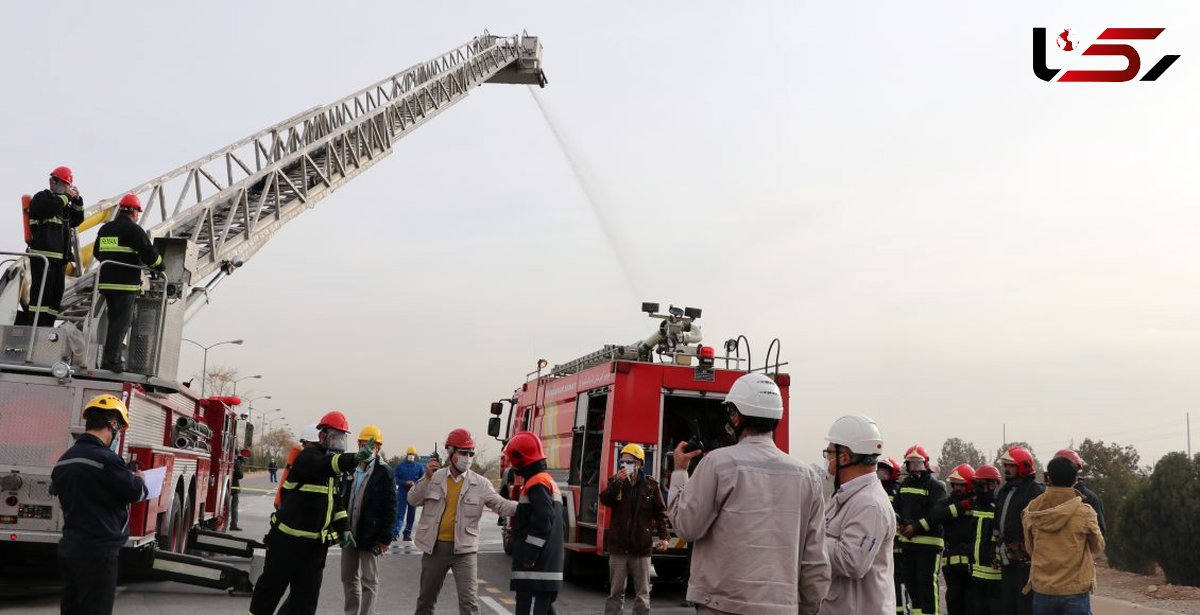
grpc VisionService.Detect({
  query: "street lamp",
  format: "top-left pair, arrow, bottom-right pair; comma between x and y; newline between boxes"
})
244,395 -> 272,425
182,338 -> 244,397
258,408 -> 282,442
232,374 -> 263,396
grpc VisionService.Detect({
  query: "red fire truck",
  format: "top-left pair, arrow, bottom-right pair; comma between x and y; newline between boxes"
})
487,303 -> 791,580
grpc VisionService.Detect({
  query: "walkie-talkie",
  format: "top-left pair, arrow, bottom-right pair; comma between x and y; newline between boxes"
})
430,442 -> 440,463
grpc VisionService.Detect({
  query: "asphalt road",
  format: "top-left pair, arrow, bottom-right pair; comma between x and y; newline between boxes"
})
1,472 -> 694,614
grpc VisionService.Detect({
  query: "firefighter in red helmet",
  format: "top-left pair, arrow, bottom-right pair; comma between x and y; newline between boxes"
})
93,194 -> 163,372
250,410 -> 374,615
876,456 -> 904,610
504,431 -> 565,615
17,166 -> 85,326
995,446 -> 1045,615
967,464 -> 1004,614
1052,448 -> 1106,534
894,444 -> 946,615
906,464 -> 976,615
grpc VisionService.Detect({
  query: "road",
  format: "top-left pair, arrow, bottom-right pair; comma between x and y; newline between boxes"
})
0,473 -> 1181,614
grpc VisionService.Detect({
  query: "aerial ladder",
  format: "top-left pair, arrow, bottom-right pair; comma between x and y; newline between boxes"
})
0,31 -> 545,593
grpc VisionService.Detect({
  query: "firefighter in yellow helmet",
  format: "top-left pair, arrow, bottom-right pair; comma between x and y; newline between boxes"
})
50,394 -> 147,615
393,444 -> 424,541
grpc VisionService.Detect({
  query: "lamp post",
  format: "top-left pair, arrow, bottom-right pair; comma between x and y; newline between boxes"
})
258,408 -> 282,443
232,374 -> 263,396
244,395 -> 272,425
182,338 -> 244,397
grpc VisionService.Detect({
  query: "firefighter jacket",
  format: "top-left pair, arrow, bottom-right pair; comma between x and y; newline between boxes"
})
881,480 -> 899,505
1075,479 -> 1106,534
968,495 -> 1002,582
995,476 -> 1044,565
668,433 -> 831,615
913,494 -> 976,569
340,457 -> 396,550
272,444 -> 358,543
409,466 -> 517,555
819,472 -> 896,615
95,214 -> 163,293
599,470 -> 668,557
509,461 -> 565,594
26,189 -> 83,263
1022,486 -> 1105,596
50,433 -> 147,552
894,472 -> 947,550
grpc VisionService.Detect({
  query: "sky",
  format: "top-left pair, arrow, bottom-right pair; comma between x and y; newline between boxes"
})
2,1 -> 1197,468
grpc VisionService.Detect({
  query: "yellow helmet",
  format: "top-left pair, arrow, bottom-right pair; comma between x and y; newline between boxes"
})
83,394 -> 129,427
358,425 -> 383,444
406,446 -> 418,455
620,443 -> 645,463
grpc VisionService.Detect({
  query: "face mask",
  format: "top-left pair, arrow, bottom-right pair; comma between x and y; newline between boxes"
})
453,456 -> 470,473
406,455 -> 415,463
621,462 -> 637,474
876,469 -> 892,482
324,431 -> 348,452
109,433 -> 121,454
724,406 -> 742,439
974,485 -> 995,502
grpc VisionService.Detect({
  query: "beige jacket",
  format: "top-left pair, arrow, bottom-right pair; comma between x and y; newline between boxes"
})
819,473 -> 896,615
1022,487 -> 1105,596
668,434 -> 831,615
408,467 -> 517,555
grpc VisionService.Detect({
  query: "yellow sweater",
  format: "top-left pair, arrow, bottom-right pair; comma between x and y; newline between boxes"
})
437,475 -> 464,542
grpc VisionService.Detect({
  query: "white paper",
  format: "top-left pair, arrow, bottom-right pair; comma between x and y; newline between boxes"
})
142,466 -> 167,501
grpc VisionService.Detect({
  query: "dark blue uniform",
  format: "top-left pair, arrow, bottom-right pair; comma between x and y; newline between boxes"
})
51,433 -> 147,615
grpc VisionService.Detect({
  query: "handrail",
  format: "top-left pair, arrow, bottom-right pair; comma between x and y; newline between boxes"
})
80,259 -> 168,372
0,250 -> 50,363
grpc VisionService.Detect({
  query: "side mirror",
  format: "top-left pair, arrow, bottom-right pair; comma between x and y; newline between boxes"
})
487,416 -> 502,439
489,402 -> 503,416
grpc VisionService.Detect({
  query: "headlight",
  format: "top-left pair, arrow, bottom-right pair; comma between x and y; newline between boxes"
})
0,474 -> 23,492
51,361 -> 72,380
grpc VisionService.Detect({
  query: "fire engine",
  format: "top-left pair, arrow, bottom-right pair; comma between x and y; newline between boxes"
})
488,302 -> 791,581
0,31 -> 545,592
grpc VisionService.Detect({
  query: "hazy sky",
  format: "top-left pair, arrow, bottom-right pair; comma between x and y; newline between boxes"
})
2,2 -> 1197,468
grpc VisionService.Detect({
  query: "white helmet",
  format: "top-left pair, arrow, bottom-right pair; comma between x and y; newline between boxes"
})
824,415 -> 884,455
299,424 -> 321,443
725,373 -> 784,419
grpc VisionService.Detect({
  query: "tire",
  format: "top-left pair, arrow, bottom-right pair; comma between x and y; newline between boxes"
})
157,492 -> 188,553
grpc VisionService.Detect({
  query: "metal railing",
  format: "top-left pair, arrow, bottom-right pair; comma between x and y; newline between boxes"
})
80,259 -> 169,372
0,251 -> 50,364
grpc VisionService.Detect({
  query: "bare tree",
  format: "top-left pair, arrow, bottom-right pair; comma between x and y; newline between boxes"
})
192,365 -> 239,397
253,427 -> 295,468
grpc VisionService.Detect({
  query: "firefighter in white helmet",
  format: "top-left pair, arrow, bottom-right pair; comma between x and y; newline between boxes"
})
819,415 -> 896,614
669,373 -> 830,614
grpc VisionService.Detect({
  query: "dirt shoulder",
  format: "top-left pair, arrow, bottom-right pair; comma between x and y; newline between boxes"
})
1095,555 -> 1200,615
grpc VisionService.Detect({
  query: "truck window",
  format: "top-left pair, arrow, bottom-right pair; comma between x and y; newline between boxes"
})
569,391 -> 607,524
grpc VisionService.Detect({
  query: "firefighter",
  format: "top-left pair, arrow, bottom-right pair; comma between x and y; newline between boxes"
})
505,431 -> 565,615
967,464 -> 1003,615
50,394 -> 147,615
93,193 -> 164,372
411,428 -> 517,615
231,455 -> 244,531
393,445 -> 423,542
1052,448 -> 1106,534
894,444 -> 946,615
248,411 -> 373,615
17,166 -> 85,326
908,464 -> 976,615
819,415 -> 895,615
599,442 -> 669,615
877,456 -> 905,613
995,446 -> 1045,615
340,425 -> 396,615
669,373 -> 830,615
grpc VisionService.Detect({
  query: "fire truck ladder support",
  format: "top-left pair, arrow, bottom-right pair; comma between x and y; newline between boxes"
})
144,548 -> 255,596
57,31 -> 545,322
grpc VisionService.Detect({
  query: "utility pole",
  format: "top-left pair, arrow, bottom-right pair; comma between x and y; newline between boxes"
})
1188,412 -> 1192,458
1003,423 -> 1007,448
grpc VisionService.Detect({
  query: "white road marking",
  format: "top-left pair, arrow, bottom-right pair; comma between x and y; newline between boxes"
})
481,596 -> 515,615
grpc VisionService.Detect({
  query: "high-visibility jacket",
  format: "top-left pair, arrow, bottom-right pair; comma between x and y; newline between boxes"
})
509,462 -> 564,594
968,497 -> 1002,582
914,495 -> 976,568
95,214 -> 163,293
894,472 -> 947,549
271,444 -> 357,543
26,189 -> 83,263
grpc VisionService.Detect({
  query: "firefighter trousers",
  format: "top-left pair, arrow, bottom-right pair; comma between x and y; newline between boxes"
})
943,566 -> 970,615
100,293 -> 136,369
901,544 -> 941,615
968,579 -> 1003,615
249,532 -> 328,615
58,547 -> 118,615
16,257 -> 64,326
894,548 -> 908,613
1001,563 -> 1034,615
515,591 -> 558,615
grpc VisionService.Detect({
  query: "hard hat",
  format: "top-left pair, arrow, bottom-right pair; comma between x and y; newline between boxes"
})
999,447 -> 1036,478
824,415 -> 884,455
299,424 -> 321,443
118,193 -> 142,211
445,428 -> 476,450
947,464 -> 976,489
904,445 -> 930,463
82,394 -> 129,427
406,446 -> 418,455
724,373 -> 784,419
316,411 -> 350,434
358,425 -> 383,444
877,457 -> 901,482
50,166 -> 73,185
619,443 -> 645,463
1053,448 -> 1084,470
974,464 -> 1002,482
504,431 -> 545,469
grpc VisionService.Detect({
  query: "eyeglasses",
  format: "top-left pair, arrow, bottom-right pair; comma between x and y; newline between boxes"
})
820,448 -> 840,460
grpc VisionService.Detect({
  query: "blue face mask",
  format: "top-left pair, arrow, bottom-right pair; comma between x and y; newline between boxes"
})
109,431 -> 121,454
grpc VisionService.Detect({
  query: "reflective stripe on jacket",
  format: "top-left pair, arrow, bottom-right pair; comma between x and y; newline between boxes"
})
510,469 -> 565,593
271,445 -> 357,542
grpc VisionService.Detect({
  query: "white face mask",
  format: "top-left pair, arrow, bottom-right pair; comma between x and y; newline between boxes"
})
406,455 -> 416,463
876,469 -> 891,482
621,462 -> 637,474
453,456 -> 471,473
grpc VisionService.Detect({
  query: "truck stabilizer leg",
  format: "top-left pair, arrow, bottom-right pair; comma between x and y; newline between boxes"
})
189,527 -> 264,558
146,548 -> 255,595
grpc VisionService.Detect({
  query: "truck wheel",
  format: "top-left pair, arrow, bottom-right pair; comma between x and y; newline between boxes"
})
158,493 -> 189,553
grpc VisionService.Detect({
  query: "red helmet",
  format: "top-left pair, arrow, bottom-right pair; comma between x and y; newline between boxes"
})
1054,448 -> 1084,470
504,431 -> 545,469
50,166 -> 73,185
975,464 -> 1002,482
947,464 -> 976,490
316,410 -> 350,433
877,457 -> 900,482
999,446 -> 1036,478
118,194 -> 142,211
445,428 -> 476,450
904,445 -> 929,463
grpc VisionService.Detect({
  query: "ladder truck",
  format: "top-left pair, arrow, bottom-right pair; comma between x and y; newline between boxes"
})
486,302 -> 790,582
0,31 -> 546,593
